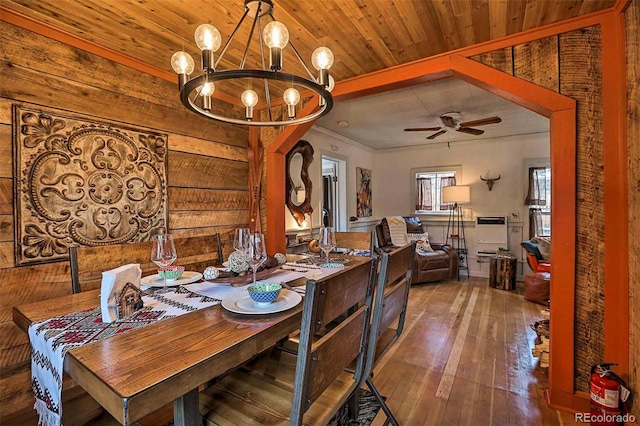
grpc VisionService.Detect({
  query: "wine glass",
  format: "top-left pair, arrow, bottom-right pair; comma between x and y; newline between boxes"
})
246,233 -> 267,287
318,226 -> 336,265
233,228 -> 251,255
151,233 -> 177,294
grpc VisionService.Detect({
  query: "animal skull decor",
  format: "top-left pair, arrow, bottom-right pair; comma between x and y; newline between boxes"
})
480,174 -> 501,191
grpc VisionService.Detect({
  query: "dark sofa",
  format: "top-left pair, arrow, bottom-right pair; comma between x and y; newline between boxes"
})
375,216 -> 458,284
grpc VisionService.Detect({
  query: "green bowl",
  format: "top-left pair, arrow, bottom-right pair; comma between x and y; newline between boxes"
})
158,266 -> 185,282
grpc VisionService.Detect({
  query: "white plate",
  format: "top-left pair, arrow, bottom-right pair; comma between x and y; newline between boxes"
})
141,271 -> 203,287
221,289 -> 302,315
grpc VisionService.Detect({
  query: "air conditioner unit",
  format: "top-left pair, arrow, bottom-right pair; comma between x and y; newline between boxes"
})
476,216 -> 508,258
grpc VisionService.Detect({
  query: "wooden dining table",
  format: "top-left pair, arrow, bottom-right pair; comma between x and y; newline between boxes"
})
13,282 -> 306,425
13,255 -> 369,426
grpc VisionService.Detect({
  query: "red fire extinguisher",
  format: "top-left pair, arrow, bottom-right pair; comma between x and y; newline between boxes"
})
589,364 -> 629,426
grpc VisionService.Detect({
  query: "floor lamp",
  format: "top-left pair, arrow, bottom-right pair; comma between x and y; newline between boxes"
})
443,185 -> 471,279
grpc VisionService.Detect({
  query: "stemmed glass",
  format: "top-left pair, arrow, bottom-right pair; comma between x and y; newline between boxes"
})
318,226 -> 336,265
151,233 -> 177,294
233,228 -> 251,256
246,233 -> 267,286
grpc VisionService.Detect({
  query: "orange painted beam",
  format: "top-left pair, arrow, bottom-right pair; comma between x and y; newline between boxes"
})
332,56 -> 452,102
449,56 -> 575,116
601,11 -> 629,380
0,6 -> 242,108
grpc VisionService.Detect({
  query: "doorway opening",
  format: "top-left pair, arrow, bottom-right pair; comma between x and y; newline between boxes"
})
321,156 -> 347,231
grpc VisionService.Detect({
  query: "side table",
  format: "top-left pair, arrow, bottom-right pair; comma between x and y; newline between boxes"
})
489,255 -> 517,290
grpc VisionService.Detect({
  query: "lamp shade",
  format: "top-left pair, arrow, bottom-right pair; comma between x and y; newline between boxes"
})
442,185 -> 470,204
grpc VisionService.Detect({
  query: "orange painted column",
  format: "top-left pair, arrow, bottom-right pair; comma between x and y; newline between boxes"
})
601,11 -> 629,379
547,108 -> 578,400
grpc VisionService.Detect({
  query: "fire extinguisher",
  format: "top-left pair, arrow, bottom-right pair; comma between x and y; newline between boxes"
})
589,363 -> 630,426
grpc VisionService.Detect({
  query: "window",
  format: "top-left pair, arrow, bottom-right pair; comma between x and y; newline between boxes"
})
412,166 -> 460,213
526,166 -> 551,237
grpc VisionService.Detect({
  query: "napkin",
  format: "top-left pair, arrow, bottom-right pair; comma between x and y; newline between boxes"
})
100,264 -> 142,323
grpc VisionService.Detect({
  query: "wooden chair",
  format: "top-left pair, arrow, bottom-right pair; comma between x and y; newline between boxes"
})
362,242 -> 416,426
334,230 -> 376,254
199,257 -> 378,426
69,233 -> 224,293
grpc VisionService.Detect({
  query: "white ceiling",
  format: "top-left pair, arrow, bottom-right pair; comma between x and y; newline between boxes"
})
315,78 -> 550,150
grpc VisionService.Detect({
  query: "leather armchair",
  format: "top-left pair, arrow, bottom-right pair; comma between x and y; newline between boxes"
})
375,216 -> 458,284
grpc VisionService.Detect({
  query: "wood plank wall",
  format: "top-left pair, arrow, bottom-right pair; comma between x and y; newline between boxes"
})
472,26 -> 606,393
0,21 -> 249,417
626,0 -> 639,419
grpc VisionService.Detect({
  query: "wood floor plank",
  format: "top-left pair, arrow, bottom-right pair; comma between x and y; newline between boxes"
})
367,278 -> 575,425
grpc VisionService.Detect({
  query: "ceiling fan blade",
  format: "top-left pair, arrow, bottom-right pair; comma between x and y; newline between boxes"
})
426,129 -> 447,140
457,127 -> 484,136
440,115 -> 456,128
403,127 -> 442,132
459,116 -> 502,127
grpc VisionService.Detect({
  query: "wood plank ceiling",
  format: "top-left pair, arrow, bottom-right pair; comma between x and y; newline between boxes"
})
1,0 -> 615,104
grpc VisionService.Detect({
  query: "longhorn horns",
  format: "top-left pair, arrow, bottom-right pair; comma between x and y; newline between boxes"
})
480,174 -> 501,191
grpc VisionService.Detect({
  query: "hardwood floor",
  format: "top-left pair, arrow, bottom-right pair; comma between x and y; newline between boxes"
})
369,277 -> 579,426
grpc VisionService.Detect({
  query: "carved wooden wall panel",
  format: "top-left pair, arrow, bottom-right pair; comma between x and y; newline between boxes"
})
13,104 -> 168,265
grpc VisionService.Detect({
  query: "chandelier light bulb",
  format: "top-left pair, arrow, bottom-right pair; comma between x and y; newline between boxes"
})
200,82 -> 215,111
263,21 -> 289,49
194,24 -> 222,52
241,89 -> 259,121
311,47 -> 334,70
241,89 -> 259,107
171,51 -> 195,75
283,88 -> 300,106
264,21 -> 289,71
201,82 -> 215,96
284,87 -> 300,119
312,46 -> 334,87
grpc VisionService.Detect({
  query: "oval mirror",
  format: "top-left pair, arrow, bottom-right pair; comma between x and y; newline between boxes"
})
289,153 -> 304,206
286,140 -> 314,227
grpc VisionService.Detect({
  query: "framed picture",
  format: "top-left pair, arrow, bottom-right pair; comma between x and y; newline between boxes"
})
356,167 -> 372,217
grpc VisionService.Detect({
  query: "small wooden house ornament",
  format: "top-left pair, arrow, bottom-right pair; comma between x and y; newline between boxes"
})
115,282 -> 144,319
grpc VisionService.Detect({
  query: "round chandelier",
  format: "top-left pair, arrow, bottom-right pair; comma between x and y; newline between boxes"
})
170,0 -> 335,127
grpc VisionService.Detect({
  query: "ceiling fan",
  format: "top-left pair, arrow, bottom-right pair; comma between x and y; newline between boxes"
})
404,112 -> 502,139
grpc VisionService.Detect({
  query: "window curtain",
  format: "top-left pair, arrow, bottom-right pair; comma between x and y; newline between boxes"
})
439,176 -> 456,210
529,208 -> 543,239
416,177 -> 432,211
525,167 -> 547,206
